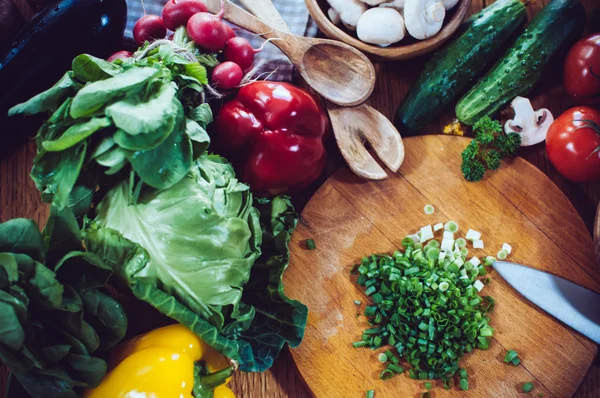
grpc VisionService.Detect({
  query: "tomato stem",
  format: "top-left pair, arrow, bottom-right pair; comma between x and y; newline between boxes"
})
575,119 -> 600,159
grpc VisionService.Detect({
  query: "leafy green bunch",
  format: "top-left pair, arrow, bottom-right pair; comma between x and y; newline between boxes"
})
0,207 -> 127,398
9,41 -> 217,216
461,117 -> 521,182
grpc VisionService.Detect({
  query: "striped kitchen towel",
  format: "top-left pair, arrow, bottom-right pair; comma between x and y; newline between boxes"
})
125,0 -> 318,81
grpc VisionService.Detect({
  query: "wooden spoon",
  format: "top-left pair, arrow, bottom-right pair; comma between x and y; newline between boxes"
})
204,0 -> 375,107
239,0 -> 404,179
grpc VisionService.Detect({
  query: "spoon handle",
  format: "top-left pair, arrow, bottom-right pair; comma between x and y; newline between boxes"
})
238,0 -> 291,33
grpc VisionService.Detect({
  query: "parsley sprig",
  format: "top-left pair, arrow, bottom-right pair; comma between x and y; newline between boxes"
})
461,117 -> 521,182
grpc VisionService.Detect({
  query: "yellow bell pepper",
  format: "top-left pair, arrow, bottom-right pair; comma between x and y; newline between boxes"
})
84,324 -> 235,398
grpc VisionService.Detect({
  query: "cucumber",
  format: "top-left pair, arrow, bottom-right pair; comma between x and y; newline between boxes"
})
394,0 -> 527,134
456,0 -> 586,125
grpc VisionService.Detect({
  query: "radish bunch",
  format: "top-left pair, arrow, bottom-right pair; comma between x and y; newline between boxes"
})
110,0 -> 265,91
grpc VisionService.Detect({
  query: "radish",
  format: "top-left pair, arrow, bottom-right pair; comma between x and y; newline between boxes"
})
107,50 -> 133,62
212,61 -> 243,89
186,10 -> 229,52
224,24 -> 236,41
162,0 -> 207,31
133,15 -> 167,45
223,37 -> 259,71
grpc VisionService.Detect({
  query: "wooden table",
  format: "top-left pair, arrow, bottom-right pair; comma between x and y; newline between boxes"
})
2,0 -> 600,396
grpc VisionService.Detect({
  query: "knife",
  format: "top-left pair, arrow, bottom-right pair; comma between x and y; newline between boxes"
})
493,261 -> 600,344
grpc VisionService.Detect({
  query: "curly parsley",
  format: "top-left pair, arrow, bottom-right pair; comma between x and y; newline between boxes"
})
461,117 -> 521,182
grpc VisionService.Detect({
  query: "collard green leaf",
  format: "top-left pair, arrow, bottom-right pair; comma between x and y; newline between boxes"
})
72,54 -> 121,83
70,66 -> 161,118
42,117 -> 111,152
126,111 -> 192,189
31,142 -> 87,210
8,72 -> 80,117
79,289 -> 127,351
0,219 -> 45,263
105,83 -> 178,135
238,196 -> 308,372
129,279 -> 240,361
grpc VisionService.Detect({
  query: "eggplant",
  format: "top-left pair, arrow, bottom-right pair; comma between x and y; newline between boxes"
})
0,0 -> 127,156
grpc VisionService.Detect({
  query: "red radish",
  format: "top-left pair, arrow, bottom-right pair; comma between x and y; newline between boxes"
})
186,2 -> 228,52
162,0 -> 207,31
107,50 -> 133,62
133,15 -> 167,45
224,24 -> 236,40
223,37 -> 258,71
212,61 -> 243,89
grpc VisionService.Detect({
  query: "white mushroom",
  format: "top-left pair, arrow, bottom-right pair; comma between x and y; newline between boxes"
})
504,96 -> 554,146
357,8 -> 406,47
442,0 -> 460,10
361,0 -> 391,5
326,0 -> 367,31
379,0 -> 405,11
327,7 -> 341,25
404,0 -> 445,40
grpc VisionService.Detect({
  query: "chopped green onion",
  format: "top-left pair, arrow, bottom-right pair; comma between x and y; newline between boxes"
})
366,390 -> 375,398
497,250 -> 508,260
424,382 -> 432,390
433,223 -> 444,232
379,369 -> 394,380
305,239 -> 316,250
485,256 -> 496,266
424,204 -> 435,215
459,378 -> 469,390
353,341 -> 370,348
459,368 -> 468,379
444,221 -> 459,233
523,382 -> 534,393
502,242 -> 512,254
378,353 -> 388,363
456,238 -> 467,248
504,350 -> 519,364
512,357 -> 521,366
355,300 -> 362,305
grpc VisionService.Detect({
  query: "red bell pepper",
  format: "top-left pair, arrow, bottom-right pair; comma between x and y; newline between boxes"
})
214,81 -> 329,195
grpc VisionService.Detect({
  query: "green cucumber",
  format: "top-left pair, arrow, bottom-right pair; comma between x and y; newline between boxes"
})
394,0 -> 527,134
456,0 -> 586,125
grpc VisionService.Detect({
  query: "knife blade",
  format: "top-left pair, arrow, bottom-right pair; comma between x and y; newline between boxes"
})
493,261 -> 600,344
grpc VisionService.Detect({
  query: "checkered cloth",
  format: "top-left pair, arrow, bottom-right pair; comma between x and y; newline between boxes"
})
125,0 -> 318,81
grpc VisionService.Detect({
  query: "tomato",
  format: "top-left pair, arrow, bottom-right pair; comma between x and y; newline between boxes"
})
564,33 -> 600,103
546,107 -> 600,183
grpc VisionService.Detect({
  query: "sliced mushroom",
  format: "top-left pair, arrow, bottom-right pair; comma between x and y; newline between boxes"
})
327,0 -> 367,31
357,8 -> 406,47
379,0 -> 405,10
442,0 -> 460,10
404,0 -> 445,40
504,96 -> 554,146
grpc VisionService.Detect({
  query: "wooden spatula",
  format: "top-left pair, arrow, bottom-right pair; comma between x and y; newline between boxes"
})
238,0 -> 404,179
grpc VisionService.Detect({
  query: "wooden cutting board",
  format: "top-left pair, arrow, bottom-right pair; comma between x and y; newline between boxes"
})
284,135 -> 600,398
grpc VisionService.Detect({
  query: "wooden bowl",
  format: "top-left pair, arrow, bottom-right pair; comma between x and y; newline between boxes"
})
305,0 -> 472,61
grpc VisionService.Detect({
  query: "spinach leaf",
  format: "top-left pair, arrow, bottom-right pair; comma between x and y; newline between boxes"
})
43,206 -> 83,266
14,371 -> 80,398
8,72 -> 80,116
126,107 -> 192,189
53,252 -> 112,290
63,353 -> 107,387
185,118 -> 210,156
105,82 -> 178,135
70,66 -> 161,118
72,54 -> 121,83
0,219 -> 45,263
188,103 -> 213,125
66,171 -> 98,220
40,345 -> 71,363
95,146 -> 127,174
30,142 -> 87,210
79,289 -> 127,351
42,117 -> 111,152
0,301 -> 25,349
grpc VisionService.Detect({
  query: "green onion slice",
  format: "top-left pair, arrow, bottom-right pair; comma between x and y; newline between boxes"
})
424,205 -> 435,215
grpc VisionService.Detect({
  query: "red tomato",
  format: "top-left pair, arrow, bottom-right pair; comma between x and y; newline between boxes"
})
546,106 -> 600,183
564,34 -> 600,103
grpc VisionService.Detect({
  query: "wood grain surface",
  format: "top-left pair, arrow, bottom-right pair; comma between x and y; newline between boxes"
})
285,135 -> 600,398
2,0 -> 600,396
